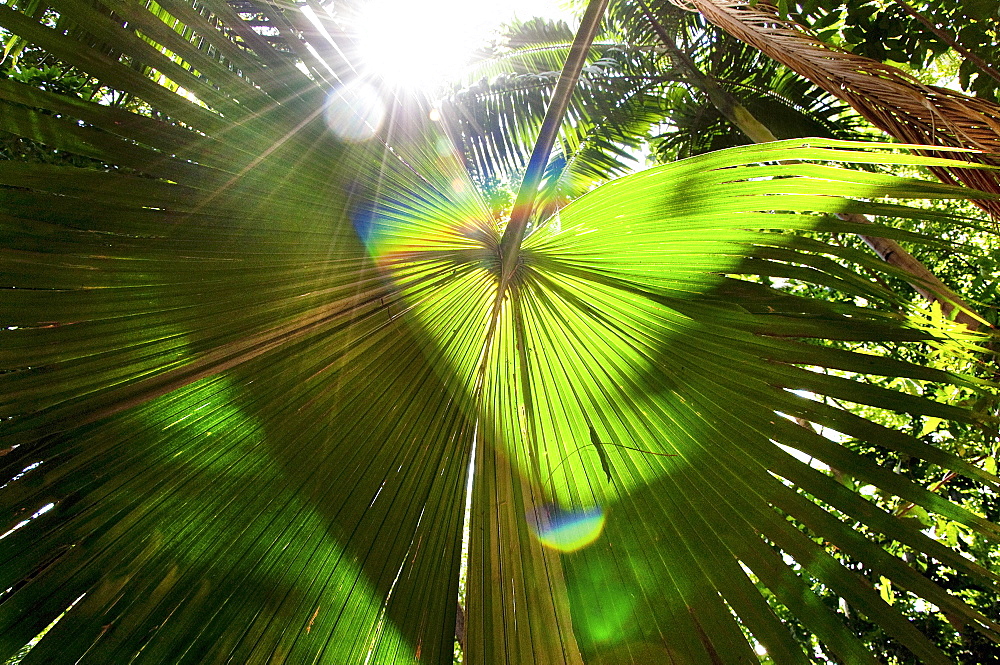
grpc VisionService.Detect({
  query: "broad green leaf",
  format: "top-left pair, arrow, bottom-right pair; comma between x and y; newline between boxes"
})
2,1 -> 1000,664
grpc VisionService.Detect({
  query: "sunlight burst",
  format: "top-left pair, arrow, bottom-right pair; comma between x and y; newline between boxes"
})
352,0 -> 571,90
354,0 -> 496,89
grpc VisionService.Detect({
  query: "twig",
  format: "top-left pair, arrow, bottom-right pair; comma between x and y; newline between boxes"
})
894,455 -> 987,518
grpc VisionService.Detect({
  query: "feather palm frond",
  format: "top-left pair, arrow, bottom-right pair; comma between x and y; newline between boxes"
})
443,31 -> 675,205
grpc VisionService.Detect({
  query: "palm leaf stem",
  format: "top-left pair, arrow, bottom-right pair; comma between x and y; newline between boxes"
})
497,0 -> 610,284
852,230 -> 981,330
641,0 -> 982,329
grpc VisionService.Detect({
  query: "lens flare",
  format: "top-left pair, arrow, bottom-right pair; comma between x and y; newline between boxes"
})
528,504 -> 606,552
351,204 -> 383,251
324,81 -> 385,142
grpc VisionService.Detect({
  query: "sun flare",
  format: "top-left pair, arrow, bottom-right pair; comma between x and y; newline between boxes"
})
354,0 -> 487,89
346,0 -> 572,90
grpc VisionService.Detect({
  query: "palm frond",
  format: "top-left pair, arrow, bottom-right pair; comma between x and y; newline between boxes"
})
670,0 -> 1000,215
2,1 -> 1000,664
462,16 -> 580,81
461,140 -> 1000,663
444,42 -> 669,201
650,66 -> 870,160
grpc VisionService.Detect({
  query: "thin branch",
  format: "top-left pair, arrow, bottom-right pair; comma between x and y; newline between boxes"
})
894,456 -> 988,518
455,601 -> 466,662
830,233 -> 894,292
847,219 -> 982,330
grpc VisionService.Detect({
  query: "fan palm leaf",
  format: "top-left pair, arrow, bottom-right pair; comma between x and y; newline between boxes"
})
2,1 -> 1000,664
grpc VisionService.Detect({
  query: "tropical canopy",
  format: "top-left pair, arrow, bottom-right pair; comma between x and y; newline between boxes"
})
1,0 -> 999,663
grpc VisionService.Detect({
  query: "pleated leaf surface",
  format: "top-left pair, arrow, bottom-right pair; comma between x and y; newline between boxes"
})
1,1 -> 999,664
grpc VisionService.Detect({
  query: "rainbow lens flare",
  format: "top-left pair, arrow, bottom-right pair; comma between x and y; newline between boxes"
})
528,504 -> 606,552
324,81 -> 385,142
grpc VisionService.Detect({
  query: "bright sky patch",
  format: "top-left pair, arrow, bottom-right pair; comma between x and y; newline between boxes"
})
350,0 -> 573,90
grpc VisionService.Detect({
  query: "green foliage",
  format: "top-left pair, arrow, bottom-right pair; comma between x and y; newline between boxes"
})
6,64 -> 94,97
0,47 -> 107,166
746,181 -> 1000,662
444,21 -> 672,199
447,7 -> 870,197
2,1 -> 1000,664
793,0 -> 1000,102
